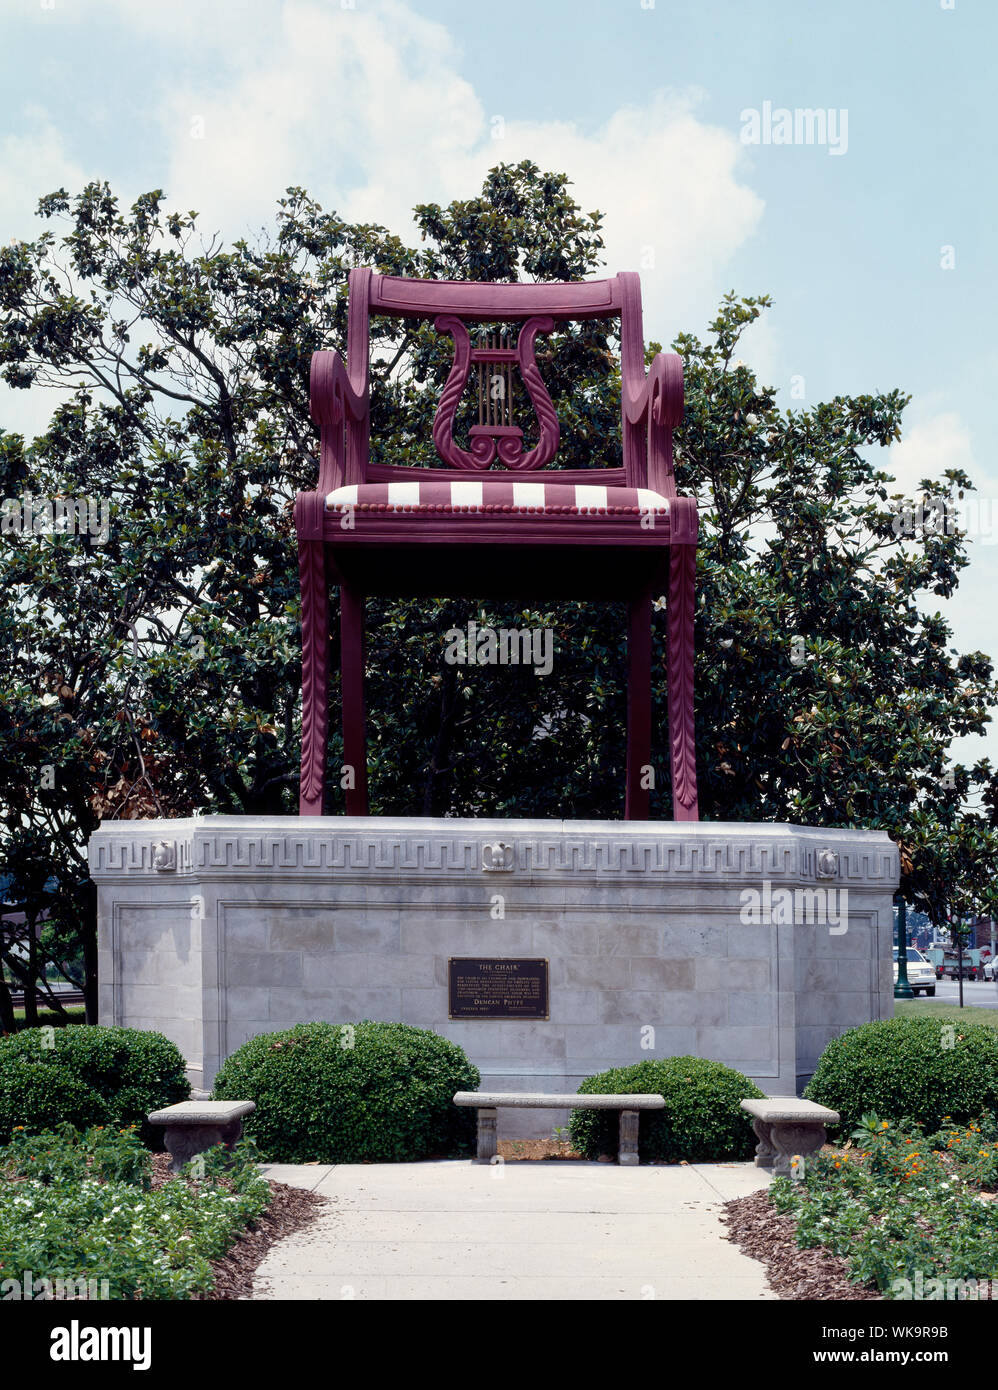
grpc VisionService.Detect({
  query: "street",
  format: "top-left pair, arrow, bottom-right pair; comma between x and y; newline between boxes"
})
918,977 -> 998,1010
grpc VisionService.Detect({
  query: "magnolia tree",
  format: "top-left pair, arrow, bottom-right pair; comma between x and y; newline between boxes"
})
0,161 -> 995,1017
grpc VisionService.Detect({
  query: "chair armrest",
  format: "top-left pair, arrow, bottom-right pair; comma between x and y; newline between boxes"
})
622,351 -> 683,496
622,350 -> 683,430
633,350 -> 689,425
310,349 -> 370,493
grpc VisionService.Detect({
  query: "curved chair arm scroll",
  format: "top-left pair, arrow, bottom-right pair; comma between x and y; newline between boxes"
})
310,349 -> 370,492
622,350 -> 683,496
623,351 -> 683,429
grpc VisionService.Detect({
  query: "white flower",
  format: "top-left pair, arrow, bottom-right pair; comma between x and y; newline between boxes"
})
746,413 -> 759,426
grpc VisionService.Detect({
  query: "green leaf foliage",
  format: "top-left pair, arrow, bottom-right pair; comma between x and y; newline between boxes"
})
212,1020 -> 479,1163
569,1056 -> 764,1163
0,1125 -> 270,1299
768,1112 -> 998,1297
0,1025 -> 189,1143
805,1016 -> 998,1133
0,1060 -> 106,1143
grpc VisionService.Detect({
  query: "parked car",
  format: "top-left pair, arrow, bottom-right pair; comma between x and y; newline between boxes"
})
983,958 -> 997,982
893,948 -> 937,996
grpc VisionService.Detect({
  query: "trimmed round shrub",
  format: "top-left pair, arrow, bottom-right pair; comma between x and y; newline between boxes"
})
805,1016 -> 998,1132
0,1060 -> 107,1143
213,1020 -> 480,1162
570,1057 -> 764,1163
0,1026 -> 189,1143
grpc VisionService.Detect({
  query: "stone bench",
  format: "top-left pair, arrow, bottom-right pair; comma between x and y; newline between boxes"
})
453,1091 -> 665,1166
148,1100 -> 255,1174
740,1097 -> 840,1177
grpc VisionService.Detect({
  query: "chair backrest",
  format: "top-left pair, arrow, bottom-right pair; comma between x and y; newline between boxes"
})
348,267 -> 649,487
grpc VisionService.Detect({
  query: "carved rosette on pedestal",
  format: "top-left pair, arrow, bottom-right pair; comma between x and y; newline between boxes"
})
481,840 -> 514,872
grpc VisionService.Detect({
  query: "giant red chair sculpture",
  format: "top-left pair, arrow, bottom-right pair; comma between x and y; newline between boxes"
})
294,268 -> 698,821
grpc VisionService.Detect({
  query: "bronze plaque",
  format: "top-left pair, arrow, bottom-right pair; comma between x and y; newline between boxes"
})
448,957 -> 549,1020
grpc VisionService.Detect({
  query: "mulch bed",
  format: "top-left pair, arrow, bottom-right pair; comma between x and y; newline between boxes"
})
496,1138 -> 583,1161
149,1154 -> 326,1300
721,1187 -> 881,1301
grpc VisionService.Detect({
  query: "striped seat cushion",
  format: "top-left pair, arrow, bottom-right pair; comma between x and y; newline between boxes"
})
326,481 -> 670,514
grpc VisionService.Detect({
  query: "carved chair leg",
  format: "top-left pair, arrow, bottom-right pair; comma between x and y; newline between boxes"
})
667,543 -> 699,822
340,583 -> 369,815
625,587 -> 652,821
298,538 -> 329,816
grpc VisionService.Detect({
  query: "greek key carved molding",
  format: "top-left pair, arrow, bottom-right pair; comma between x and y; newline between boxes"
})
89,821 -> 898,885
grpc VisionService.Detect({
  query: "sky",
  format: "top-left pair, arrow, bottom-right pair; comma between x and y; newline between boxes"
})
1,0 -> 996,772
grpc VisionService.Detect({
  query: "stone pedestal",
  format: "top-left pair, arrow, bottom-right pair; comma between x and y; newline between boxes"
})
741,1097 -> 840,1177
88,817 -> 897,1136
147,1099 -> 255,1174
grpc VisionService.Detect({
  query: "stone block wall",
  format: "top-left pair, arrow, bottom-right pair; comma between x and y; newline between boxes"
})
89,817 -> 898,1136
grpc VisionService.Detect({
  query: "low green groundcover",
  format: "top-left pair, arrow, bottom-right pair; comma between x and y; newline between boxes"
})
805,1016 -> 998,1133
0,1124 -> 270,1300
570,1056 -> 764,1163
770,1110 -> 998,1297
213,1020 -> 479,1163
0,1026 -> 189,1145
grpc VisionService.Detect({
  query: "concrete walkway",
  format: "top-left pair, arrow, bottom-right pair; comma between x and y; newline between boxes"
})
253,1160 -> 775,1300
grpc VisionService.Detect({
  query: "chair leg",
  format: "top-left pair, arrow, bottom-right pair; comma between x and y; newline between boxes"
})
340,583 -> 369,815
667,543 -> 699,821
298,538 -> 329,816
625,587 -> 652,820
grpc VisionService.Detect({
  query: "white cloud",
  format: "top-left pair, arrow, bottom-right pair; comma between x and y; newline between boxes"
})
487,95 -> 764,336
887,410 -> 998,501
157,1 -> 484,240
1,0 -> 765,436
132,0 -> 762,339
0,105 -> 89,243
